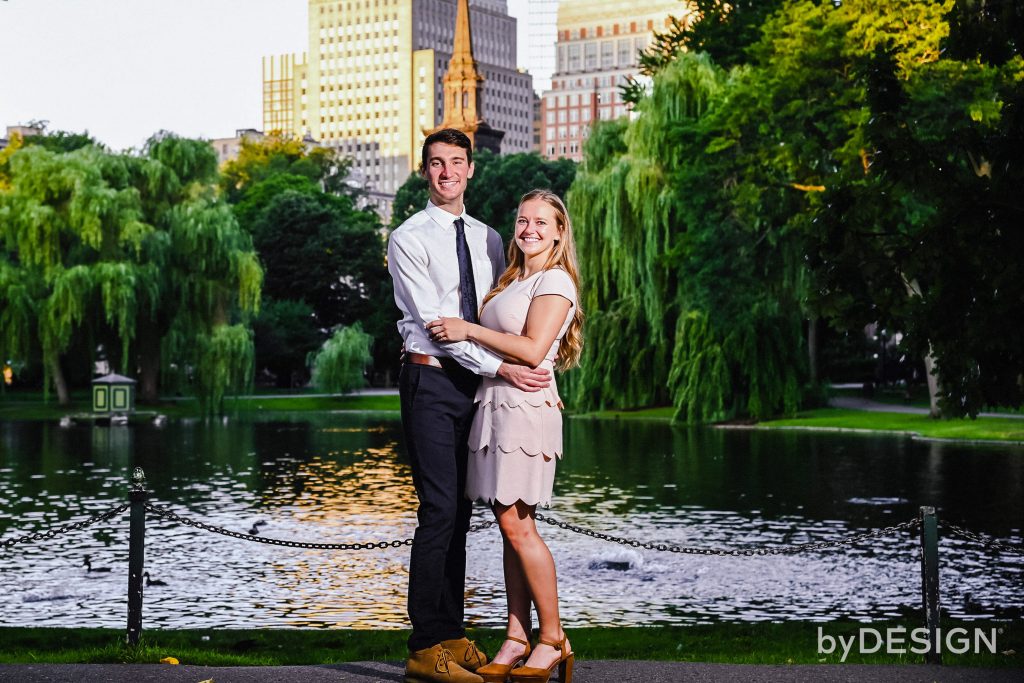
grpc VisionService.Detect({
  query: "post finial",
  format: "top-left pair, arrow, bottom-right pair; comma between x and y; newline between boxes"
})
131,467 -> 146,491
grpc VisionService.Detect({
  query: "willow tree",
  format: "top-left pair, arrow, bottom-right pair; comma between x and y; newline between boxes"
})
308,323 -> 373,395
0,144 -> 152,404
132,134 -> 262,408
568,52 -> 805,422
0,134 -> 262,411
570,0 -> 1004,421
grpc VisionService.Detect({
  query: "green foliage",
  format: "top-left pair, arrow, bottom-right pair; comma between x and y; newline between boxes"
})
389,172 -> 428,229
946,0 -> 1023,64
569,53 -> 805,422
219,133 -> 356,202
253,299 -> 322,388
468,150 -> 578,241
571,0 -> 1023,420
18,126 -> 100,153
684,0 -> 786,69
223,135 -> 395,386
0,132 -> 263,409
622,0 -> 786,104
194,324 -> 255,414
248,190 -> 383,330
308,324 -> 372,395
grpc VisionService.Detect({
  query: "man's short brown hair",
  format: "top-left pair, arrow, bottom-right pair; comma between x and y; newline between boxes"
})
421,128 -> 473,171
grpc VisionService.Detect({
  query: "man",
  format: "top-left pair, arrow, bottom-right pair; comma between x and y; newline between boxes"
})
388,128 -> 551,683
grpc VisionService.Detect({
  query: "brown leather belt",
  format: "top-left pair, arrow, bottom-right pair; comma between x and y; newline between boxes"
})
402,352 -> 461,372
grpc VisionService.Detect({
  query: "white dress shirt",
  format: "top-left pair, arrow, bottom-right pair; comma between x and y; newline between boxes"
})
388,200 -> 506,377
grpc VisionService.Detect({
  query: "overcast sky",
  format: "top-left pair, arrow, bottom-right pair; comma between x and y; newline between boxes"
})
0,0 -> 532,152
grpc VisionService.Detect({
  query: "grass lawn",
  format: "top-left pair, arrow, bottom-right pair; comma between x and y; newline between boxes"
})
0,392 -> 401,421
570,406 -> 676,422
0,621 -> 1019,667
758,409 -> 1024,443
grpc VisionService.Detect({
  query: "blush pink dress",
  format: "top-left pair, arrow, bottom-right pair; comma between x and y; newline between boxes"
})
465,268 -> 577,508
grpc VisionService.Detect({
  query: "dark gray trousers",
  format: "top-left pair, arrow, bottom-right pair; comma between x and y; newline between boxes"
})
399,362 -> 480,652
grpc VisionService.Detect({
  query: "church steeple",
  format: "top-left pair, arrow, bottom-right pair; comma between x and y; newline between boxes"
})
428,0 -> 504,153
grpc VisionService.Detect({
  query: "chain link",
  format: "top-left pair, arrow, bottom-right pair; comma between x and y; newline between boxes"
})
534,513 -> 920,556
0,502 -> 130,549
944,522 -> 1024,557
142,502 -> 918,556
145,502 -> 416,550
6,497 -> 1021,563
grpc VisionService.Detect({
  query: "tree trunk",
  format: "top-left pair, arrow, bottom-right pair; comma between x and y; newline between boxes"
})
924,347 -> 941,418
903,277 -> 942,418
137,319 -> 161,403
807,315 -> 819,386
48,353 -> 71,407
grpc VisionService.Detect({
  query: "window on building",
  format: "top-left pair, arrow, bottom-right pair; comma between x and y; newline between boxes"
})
617,38 -> 632,67
567,44 -> 580,72
601,41 -> 614,68
584,42 -> 598,70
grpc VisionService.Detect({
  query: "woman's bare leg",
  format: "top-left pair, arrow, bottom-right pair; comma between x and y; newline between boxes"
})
489,504 -> 532,665
495,500 -> 571,670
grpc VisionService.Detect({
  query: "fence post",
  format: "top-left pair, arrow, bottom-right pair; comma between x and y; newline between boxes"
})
919,505 -> 941,665
126,467 -> 147,646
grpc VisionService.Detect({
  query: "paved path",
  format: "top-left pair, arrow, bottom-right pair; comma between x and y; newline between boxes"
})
828,396 -> 1024,419
160,388 -> 401,402
1,661 -> 1020,682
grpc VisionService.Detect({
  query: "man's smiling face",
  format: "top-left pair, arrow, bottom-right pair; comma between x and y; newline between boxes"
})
423,142 -> 474,212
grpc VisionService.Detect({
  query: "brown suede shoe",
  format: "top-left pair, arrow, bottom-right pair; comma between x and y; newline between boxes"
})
440,637 -> 489,672
404,644 -> 484,683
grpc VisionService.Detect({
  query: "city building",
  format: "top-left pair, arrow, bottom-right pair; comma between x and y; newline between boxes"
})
539,0 -> 692,163
426,0 -> 504,152
209,128 -> 266,165
1,124 -> 44,150
519,0 -> 559,95
262,53 -> 309,138
264,0 -> 533,219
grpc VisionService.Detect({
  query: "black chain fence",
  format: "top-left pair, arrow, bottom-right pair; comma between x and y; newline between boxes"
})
7,498 -> 1021,558
1,502 -> 129,550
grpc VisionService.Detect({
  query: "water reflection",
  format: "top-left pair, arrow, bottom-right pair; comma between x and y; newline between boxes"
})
0,413 -> 1021,629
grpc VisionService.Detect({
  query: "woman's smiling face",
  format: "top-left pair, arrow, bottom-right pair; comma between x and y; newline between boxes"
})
514,198 -> 561,260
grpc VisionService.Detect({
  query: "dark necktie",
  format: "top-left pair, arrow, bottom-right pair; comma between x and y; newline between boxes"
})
454,217 -> 479,325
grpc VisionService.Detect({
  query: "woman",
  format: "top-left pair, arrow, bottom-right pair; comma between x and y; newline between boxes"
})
426,189 -> 583,683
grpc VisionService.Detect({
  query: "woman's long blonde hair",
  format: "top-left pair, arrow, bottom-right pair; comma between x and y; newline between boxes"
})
482,190 -> 584,371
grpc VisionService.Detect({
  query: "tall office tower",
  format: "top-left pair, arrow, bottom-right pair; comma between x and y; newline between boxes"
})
521,0 -> 559,95
262,53 -> 308,137
264,0 -> 532,219
428,0 -> 505,152
539,0 -> 691,163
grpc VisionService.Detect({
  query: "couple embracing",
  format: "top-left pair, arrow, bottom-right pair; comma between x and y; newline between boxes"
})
388,128 -> 583,683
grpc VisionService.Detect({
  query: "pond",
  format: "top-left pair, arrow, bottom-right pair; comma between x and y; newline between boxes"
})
1,411 -> 1022,629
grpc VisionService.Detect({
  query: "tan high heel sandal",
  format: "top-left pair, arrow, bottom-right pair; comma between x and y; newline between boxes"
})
475,635 -> 532,683
508,634 -> 573,683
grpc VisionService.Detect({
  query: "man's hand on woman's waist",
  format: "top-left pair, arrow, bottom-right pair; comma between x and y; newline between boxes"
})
497,363 -> 551,392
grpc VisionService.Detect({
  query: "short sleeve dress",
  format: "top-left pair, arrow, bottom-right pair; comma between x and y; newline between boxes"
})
465,267 -> 577,508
